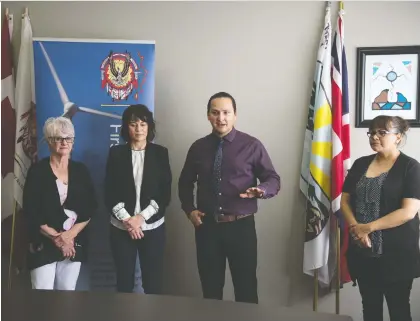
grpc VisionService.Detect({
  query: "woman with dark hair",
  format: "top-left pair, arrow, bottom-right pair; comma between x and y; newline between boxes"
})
104,104 -> 172,294
341,115 -> 420,321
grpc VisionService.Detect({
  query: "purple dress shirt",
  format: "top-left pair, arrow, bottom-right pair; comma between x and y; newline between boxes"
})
178,127 -> 280,216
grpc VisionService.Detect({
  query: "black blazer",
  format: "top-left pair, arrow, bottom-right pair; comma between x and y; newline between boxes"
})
342,152 -> 420,282
22,157 -> 97,270
104,143 -> 172,224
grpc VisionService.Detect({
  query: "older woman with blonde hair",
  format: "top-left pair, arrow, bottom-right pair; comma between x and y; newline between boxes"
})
23,116 -> 97,290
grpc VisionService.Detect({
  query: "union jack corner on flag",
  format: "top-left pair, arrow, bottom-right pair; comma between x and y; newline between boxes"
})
331,4 -> 352,287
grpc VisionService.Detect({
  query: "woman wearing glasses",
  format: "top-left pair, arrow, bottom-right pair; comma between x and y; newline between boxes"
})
341,115 -> 420,321
23,116 -> 97,290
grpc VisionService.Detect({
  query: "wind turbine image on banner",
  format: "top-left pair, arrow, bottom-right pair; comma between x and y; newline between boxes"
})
39,42 -> 122,120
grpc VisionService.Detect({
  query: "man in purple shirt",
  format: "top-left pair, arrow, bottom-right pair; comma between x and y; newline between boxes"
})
178,92 -> 280,304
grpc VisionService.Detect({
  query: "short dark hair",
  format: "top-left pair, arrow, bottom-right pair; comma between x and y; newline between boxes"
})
120,104 -> 156,142
207,92 -> 236,114
369,115 -> 409,134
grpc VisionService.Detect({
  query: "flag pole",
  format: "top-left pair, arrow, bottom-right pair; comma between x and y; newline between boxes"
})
335,1 -> 345,315
7,201 -> 18,290
336,218 -> 341,314
312,1 -> 330,313
313,269 -> 319,311
4,5 -> 14,290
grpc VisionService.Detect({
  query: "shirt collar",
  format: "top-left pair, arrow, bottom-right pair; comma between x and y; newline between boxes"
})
211,127 -> 237,143
224,127 -> 237,142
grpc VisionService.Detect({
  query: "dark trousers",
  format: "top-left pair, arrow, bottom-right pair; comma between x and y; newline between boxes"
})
109,223 -> 165,294
195,214 -> 258,304
356,258 -> 413,321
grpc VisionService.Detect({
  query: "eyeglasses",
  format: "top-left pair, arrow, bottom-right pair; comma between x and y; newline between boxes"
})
49,137 -> 75,143
366,130 -> 398,138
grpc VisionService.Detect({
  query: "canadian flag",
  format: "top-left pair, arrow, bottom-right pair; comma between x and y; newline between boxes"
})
1,12 -> 16,222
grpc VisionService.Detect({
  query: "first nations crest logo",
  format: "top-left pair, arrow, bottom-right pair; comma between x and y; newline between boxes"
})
100,51 -> 140,101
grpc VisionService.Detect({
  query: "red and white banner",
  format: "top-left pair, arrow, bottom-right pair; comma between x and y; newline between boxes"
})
1,12 -> 16,221
331,7 -> 352,285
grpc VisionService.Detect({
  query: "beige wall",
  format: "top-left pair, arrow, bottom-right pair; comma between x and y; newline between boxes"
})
3,2 -> 420,320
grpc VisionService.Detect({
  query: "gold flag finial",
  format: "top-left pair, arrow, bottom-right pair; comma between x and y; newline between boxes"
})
340,1 -> 344,10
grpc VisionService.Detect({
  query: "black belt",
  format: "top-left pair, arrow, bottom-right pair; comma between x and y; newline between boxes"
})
214,213 -> 254,223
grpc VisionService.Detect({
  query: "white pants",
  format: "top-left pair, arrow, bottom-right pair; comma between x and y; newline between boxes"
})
30,259 -> 81,290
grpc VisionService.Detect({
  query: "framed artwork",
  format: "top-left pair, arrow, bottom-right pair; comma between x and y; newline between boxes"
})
355,46 -> 420,128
